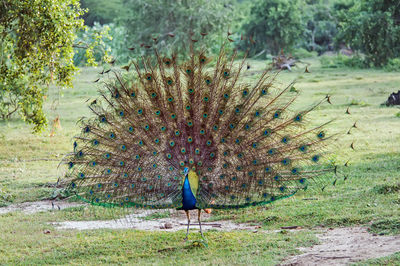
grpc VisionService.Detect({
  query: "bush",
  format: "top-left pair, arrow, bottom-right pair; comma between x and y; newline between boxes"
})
0,0 -> 107,132
73,22 -> 113,66
385,58 -> 400,72
0,0 -> 86,132
121,0 -> 233,56
292,48 -> 318,59
320,54 -> 365,68
302,1 -> 339,54
336,0 -> 400,67
241,0 -> 304,55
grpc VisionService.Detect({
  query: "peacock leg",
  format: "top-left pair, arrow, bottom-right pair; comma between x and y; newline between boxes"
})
198,209 -> 204,238
184,210 -> 190,241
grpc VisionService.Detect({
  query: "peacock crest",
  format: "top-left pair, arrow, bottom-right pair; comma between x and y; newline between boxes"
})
62,38 -> 341,214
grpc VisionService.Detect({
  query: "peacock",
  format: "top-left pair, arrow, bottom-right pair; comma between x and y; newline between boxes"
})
61,34 -> 345,240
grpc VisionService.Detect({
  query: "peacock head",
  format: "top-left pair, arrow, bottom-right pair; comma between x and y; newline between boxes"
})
183,167 -> 189,176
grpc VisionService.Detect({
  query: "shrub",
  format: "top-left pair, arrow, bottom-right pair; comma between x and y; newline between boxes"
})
292,48 -> 318,59
241,0 -> 304,55
73,22 -> 113,66
336,0 -> 400,67
385,58 -> 400,72
320,54 -> 365,68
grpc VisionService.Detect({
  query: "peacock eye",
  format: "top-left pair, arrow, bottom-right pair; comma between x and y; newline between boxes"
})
163,57 -> 172,66
312,155 -> 320,162
281,136 -> 289,143
165,77 -> 174,86
199,55 -> 207,63
273,110 -> 281,118
145,73 -> 153,81
295,114 -> 302,121
223,69 -> 230,78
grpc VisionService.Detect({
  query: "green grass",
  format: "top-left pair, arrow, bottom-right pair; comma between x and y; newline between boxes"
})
142,211 -> 171,221
0,210 -> 319,265
353,252 -> 400,266
0,58 -> 399,264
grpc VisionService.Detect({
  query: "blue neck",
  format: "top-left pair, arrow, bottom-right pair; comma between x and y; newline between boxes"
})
182,175 -> 197,210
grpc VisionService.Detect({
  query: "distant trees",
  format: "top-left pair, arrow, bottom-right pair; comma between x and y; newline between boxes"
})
240,0 -> 400,67
303,0 -> 338,54
1,0 -> 399,132
241,0 -> 304,55
120,0 -> 234,55
240,0 -> 351,55
80,0 -> 125,26
336,0 -> 400,66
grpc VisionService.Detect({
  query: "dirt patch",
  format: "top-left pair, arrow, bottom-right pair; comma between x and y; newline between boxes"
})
53,209 -> 259,232
282,227 -> 400,265
0,200 -> 259,231
0,200 -> 84,215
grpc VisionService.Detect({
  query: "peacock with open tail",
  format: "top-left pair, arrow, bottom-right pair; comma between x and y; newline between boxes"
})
61,34 -> 347,240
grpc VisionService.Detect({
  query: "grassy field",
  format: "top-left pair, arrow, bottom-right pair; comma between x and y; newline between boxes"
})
0,57 -> 399,264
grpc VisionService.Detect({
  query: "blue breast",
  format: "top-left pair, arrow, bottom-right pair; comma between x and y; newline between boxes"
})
182,176 -> 197,210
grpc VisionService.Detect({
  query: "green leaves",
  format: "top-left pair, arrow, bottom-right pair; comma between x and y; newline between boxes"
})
241,0 -> 304,55
121,0 -> 233,56
73,22 -> 114,66
336,0 -> 400,67
0,0 -> 101,132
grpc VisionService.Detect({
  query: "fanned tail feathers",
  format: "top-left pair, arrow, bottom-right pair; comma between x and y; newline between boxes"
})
62,42 -> 341,209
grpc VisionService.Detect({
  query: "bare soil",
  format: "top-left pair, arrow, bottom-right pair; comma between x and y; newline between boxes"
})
282,226 -> 400,265
53,209 -> 259,231
0,200 -> 84,214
